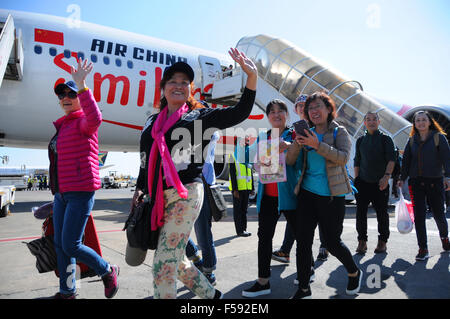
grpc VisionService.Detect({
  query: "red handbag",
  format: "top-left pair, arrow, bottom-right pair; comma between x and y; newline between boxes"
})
43,214 -> 102,279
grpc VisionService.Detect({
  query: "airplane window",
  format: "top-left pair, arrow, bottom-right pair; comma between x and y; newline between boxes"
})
91,54 -> 98,63
49,47 -> 57,56
127,60 -> 133,69
115,59 -> 122,67
64,50 -> 71,59
77,52 -> 85,60
34,45 -> 42,54
103,56 -> 110,65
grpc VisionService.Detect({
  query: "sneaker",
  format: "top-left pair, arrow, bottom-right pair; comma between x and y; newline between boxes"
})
237,231 -> 252,237
291,287 -> 312,299
204,272 -> 217,286
294,268 -> 315,285
242,281 -> 271,298
441,237 -> 450,251
346,269 -> 363,295
356,240 -> 367,254
271,250 -> 290,263
415,248 -> 429,261
53,292 -> 76,299
316,247 -> 329,261
374,240 -> 387,254
102,264 -> 119,299
213,289 -> 223,299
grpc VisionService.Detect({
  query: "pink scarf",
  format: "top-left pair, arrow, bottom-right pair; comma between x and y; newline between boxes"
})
148,104 -> 189,230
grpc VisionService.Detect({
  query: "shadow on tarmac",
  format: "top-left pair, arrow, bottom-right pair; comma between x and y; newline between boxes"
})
391,252 -> 450,298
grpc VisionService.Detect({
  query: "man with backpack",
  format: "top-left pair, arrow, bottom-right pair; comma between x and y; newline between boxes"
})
353,111 -> 396,254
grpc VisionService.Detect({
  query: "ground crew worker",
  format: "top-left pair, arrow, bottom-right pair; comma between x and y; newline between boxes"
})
229,136 -> 253,237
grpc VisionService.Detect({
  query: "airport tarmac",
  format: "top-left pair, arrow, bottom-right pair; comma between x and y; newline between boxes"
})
0,185 -> 449,300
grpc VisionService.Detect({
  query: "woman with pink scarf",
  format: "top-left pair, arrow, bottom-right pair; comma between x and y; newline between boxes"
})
128,48 -> 257,299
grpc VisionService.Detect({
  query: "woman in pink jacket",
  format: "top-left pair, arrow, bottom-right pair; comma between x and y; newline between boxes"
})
49,58 -> 119,299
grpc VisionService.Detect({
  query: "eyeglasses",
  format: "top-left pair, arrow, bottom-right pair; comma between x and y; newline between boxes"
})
57,91 -> 78,100
268,110 -> 286,115
308,104 -> 325,111
166,80 -> 191,87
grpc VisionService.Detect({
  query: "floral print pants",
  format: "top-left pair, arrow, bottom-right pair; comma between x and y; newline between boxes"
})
152,182 -> 216,299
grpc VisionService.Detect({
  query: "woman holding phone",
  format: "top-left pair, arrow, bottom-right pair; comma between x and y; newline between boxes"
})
286,91 -> 361,299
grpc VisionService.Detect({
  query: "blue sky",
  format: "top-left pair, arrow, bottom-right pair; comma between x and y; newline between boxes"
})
1,0 -> 449,176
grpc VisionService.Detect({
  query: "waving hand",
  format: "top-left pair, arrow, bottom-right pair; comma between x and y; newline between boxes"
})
71,58 -> 93,90
228,48 -> 257,90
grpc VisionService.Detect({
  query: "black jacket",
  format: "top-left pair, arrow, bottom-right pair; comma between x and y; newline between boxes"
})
136,88 -> 256,193
353,130 -> 396,183
400,131 -> 450,181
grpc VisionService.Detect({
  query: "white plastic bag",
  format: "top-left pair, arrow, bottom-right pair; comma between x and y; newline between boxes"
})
395,192 -> 414,234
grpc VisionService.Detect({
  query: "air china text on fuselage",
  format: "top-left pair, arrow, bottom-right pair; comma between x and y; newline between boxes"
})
52,37 -> 219,111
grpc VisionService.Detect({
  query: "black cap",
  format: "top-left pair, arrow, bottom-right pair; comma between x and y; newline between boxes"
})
54,81 -> 78,95
200,100 -> 210,108
163,62 -> 194,83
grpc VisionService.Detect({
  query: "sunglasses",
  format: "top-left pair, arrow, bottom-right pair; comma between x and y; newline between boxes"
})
57,91 -> 77,100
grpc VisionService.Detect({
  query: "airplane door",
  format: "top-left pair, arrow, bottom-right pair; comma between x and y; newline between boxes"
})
198,55 -> 221,95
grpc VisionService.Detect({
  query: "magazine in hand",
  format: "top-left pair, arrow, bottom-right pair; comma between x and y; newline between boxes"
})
257,138 -> 287,184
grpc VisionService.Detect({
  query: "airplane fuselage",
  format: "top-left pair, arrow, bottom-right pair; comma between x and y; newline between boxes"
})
0,10 -> 270,152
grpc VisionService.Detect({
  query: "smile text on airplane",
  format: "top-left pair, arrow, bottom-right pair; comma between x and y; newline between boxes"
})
53,40 -> 221,108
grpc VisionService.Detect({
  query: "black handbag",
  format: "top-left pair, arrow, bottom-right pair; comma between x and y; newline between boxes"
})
123,155 -> 161,250
25,236 -> 57,273
203,176 -> 227,222
123,198 -> 160,250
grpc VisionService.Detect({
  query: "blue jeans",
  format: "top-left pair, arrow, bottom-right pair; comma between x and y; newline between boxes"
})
53,192 -> 109,294
185,190 -> 217,272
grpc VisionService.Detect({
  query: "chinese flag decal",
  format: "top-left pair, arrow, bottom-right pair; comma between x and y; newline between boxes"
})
35,28 -> 64,46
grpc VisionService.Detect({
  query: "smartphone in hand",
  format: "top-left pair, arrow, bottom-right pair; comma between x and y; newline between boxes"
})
293,119 -> 310,137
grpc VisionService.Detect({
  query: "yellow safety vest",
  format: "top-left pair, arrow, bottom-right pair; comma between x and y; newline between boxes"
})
228,153 -> 252,191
